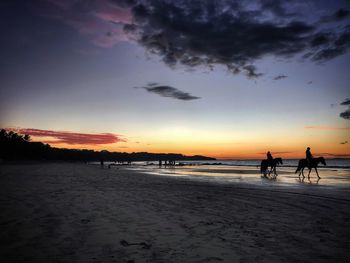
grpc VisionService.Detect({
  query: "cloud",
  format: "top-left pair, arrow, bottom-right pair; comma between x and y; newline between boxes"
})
340,98 -> 350,106
243,65 -> 263,79
340,98 -> 350,120
34,0 -> 132,48
340,141 -> 348,145
135,83 -> 200,101
335,9 -> 350,20
30,1 -> 350,77
340,109 -> 350,120
304,126 -> 350,130
321,8 -> 350,23
7,128 -> 125,145
273,74 -> 287,80
116,0 -> 350,77
260,0 -> 293,17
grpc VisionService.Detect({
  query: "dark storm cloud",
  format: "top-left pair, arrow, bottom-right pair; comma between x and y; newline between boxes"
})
135,83 -> 200,101
307,26 -> 350,61
340,98 -> 350,105
340,109 -> 350,119
340,98 -> 350,120
110,0 -> 350,77
11,0 -> 350,77
273,74 -> 287,80
335,9 -> 350,20
310,33 -> 331,47
243,65 -> 263,79
119,0 -> 315,77
321,8 -> 350,22
260,0 -> 293,17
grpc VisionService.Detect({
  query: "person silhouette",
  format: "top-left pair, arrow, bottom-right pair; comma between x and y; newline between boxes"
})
267,151 -> 273,165
306,147 -> 313,166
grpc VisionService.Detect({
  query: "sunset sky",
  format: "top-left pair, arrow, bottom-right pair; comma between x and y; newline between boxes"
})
1,0 -> 350,159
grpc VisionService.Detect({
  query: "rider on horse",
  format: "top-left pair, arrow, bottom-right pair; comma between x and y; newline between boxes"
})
306,147 -> 313,166
267,151 -> 273,165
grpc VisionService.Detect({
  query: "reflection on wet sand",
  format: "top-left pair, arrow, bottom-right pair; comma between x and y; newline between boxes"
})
130,165 -> 350,188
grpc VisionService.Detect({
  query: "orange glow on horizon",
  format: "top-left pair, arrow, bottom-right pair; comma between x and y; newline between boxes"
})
39,140 -> 350,159
10,126 -> 349,159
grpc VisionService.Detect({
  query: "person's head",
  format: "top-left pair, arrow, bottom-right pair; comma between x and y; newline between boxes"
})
267,151 -> 270,154
307,147 -> 310,150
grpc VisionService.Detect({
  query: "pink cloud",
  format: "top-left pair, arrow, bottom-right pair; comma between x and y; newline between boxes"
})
36,0 -> 132,48
7,128 -> 126,145
304,126 -> 350,130
95,8 -> 132,24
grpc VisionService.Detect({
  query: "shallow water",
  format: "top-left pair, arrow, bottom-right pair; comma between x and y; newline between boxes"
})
124,164 -> 350,189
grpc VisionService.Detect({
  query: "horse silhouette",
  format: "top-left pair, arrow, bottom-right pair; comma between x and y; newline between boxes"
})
260,158 -> 283,177
295,157 -> 326,179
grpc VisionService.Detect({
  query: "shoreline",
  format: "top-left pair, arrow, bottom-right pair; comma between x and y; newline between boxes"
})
1,162 -> 350,262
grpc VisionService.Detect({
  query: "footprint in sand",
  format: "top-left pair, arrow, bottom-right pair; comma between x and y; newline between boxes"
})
120,239 -> 152,249
80,219 -> 91,224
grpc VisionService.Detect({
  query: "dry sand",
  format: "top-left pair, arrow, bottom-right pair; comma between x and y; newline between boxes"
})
0,162 -> 349,262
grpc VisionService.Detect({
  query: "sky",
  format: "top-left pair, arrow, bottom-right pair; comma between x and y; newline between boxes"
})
0,0 -> 350,159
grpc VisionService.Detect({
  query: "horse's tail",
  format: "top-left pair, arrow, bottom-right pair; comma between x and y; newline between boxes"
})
295,161 -> 301,173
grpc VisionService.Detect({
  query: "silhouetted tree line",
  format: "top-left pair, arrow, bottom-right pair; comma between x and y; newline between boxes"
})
0,129 -> 215,162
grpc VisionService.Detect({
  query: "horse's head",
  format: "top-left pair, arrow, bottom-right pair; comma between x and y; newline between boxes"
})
319,157 -> 326,166
276,157 -> 283,165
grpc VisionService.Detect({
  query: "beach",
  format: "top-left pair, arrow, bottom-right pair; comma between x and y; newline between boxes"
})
1,162 -> 350,262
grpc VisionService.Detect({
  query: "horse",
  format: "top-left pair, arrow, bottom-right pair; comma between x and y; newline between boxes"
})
295,157 -> 326,179
260,158 -> 283,177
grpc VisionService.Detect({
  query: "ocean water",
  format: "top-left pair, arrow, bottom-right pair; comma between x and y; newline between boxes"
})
150,159 -> 350,169
120,159 -> 350,188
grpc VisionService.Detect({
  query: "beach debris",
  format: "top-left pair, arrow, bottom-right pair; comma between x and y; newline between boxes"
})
120,239 -> 152,249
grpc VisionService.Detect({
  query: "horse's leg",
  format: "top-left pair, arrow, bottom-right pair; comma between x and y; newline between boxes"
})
308,167 -> 312,179
301,167 -> 305,178
315,167 -> 321,179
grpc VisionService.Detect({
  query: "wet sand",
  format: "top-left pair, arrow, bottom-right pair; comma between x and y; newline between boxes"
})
0,162 -> 350,262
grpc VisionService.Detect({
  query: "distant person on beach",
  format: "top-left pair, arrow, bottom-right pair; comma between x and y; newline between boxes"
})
306,147 -> 313,165
267,151 -> 273,163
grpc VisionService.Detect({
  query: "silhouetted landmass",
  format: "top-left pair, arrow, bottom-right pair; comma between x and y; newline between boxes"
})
0,129 -> 215,162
